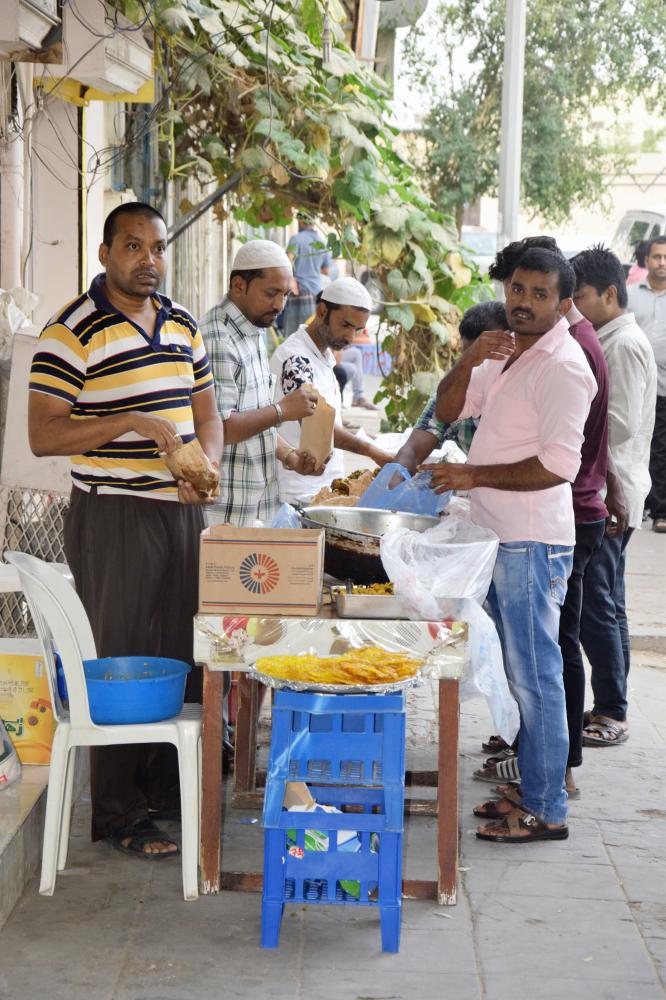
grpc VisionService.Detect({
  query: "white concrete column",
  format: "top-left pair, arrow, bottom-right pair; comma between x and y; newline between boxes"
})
497,0 -> 527,249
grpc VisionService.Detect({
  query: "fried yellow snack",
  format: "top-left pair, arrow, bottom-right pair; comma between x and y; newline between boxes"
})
255,646 -> 421,685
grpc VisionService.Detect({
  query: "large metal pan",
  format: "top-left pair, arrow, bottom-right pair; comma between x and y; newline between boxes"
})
300,506 -> 440,584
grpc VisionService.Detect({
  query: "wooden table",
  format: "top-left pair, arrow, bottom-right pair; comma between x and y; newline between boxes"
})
195,614 -> 467,904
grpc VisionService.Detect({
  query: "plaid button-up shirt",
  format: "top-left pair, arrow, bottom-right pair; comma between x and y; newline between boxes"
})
200,297 -> 280,525
415,393 -> 477,455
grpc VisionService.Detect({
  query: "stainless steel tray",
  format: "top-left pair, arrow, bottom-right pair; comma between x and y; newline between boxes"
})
335,592 -> 408,619
249,665 -> 424,695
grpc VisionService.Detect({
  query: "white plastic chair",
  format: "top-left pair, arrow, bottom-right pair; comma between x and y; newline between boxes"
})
4,551 -> 202,901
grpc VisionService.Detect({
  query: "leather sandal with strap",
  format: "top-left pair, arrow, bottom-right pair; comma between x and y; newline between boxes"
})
476,804 -> 569,843
473,785 -> 523,819
582,716 -> 629,747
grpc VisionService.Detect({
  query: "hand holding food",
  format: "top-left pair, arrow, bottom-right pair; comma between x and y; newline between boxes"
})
164,438 -> 221,498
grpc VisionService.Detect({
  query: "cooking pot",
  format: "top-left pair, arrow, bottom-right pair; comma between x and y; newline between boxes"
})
300,506 -> 440,584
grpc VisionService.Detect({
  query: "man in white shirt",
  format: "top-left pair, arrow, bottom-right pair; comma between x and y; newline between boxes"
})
270,277 -> 392,504
572,246 -> 657,746
627,234 -> 666,532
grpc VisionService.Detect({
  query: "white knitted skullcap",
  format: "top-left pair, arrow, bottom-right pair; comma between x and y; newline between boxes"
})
320,276 -> 372,310
232,239 -> 292,271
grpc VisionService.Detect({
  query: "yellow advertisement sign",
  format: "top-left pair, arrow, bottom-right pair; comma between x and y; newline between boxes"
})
0,641 -> 55,765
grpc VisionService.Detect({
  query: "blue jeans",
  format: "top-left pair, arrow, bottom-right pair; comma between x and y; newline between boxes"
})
485,541 -> 574,825
580,528 -> 633,722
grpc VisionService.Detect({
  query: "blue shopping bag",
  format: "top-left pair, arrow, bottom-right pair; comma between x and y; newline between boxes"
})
357,463 -> 451,516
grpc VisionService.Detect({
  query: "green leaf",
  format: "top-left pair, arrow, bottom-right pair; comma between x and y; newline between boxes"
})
342,223 -> 360,247
348,160 -> 379,203
375,203 -> 410,231
327,233 -> 342,257
386,268 -> 421,299
160,5 -> 195,33
381,232 -> 406,265
430,321 -> 451,345
386,304 -> 415,332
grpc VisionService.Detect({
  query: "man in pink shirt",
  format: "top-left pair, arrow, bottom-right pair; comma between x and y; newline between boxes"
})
424,248 -> 596,843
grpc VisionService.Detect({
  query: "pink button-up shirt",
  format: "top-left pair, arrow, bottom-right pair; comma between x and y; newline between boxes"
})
459,317 -> 597,544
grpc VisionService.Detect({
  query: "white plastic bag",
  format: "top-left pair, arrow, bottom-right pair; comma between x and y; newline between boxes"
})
380,509 -> 520,743
380,506 -> 499,607
0,719 -> 21,789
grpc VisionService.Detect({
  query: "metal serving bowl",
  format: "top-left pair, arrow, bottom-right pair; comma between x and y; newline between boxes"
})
300,506 -> 439,584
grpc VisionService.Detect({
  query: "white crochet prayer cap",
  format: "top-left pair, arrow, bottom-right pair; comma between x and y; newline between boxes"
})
321,276 -> 372,311
232,239 -> 292,271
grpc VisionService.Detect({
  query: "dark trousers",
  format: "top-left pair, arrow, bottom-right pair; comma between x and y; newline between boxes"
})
64,487 -> 204,841
579,527 -> 634,723
646,394 -> 666,520
558,519 -> 606,768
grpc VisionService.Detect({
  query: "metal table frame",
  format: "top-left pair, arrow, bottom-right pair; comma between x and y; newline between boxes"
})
199,662 -> 462,904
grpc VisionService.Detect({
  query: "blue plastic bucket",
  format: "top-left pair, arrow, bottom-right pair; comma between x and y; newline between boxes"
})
70,656 -> 191,724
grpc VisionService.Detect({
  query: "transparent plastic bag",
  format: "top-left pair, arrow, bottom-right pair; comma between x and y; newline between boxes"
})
380,513 -> 519,744
270,503 -> 302,529
380,509 -> 499,605
357,463 -> 452,516
0,719 -> 21,789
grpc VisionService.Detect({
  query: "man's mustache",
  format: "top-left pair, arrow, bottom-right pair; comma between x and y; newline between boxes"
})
511,307 -> 535,320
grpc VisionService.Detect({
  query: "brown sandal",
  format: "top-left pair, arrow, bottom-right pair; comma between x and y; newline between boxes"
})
473,786 -> 522,819
476,805 -> 568,843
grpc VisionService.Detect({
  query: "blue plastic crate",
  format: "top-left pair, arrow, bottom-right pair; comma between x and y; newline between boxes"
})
263,690 -> 406,831
261,692 -> 406,953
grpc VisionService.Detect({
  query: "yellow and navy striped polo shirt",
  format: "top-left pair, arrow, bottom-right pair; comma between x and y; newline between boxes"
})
29,274 -> 214,500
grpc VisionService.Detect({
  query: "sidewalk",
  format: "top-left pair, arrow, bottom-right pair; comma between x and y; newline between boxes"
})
1,394 -> 665,999
1,650 -> 664,1000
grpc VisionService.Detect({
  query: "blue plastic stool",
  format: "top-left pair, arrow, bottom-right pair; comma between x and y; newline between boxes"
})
261,690 -> 406,953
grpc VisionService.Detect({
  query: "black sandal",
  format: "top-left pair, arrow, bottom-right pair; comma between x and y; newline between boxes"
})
108,817 -> 180,860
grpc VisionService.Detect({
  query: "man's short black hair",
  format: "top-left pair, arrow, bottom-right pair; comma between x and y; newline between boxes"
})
571,245 -> 628,308
315,289 -> 342,316
645,234 -> 666,258
488,235 -> 561,281
633,240 -> 649,268
459,300 -> 509,341
229,268 -> 266,288
102,202 -> 165,247
511,247 -> 575,299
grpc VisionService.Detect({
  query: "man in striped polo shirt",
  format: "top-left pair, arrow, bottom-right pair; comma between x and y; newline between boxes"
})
28,202 -> 223,859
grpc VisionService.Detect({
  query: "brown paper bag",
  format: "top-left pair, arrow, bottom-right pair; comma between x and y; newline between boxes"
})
164,438 -> 220,498
299,388 -> 335,469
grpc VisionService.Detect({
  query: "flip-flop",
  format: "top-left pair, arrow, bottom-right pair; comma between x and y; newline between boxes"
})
474,755 -> 521,784
108,817 -> 180,860
582,718 -> 629,747
476,805 -> 568,843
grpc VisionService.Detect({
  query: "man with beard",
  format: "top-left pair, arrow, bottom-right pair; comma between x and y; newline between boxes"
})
28,202 -> 224,857
423,248 -> 596,843
270,276 -> 393,504
200,240 -> 321,524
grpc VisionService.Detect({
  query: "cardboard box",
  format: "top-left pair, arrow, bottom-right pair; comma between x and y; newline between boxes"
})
199,525 -> 325,616
0,639 -> 55,764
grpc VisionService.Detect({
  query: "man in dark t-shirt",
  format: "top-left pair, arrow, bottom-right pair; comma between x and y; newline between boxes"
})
560,306 -> 610,794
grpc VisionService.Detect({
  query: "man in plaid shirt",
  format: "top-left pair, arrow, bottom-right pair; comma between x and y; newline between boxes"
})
200,240 -> 322,524
394,301 -> 508,473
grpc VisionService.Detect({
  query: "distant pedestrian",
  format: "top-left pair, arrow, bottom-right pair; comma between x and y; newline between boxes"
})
572,245 -> 657,746
627,234 -> 666,532
282,213 -> 332,336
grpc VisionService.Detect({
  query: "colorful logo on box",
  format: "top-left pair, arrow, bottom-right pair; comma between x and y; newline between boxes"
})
239,553 -> 280,594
